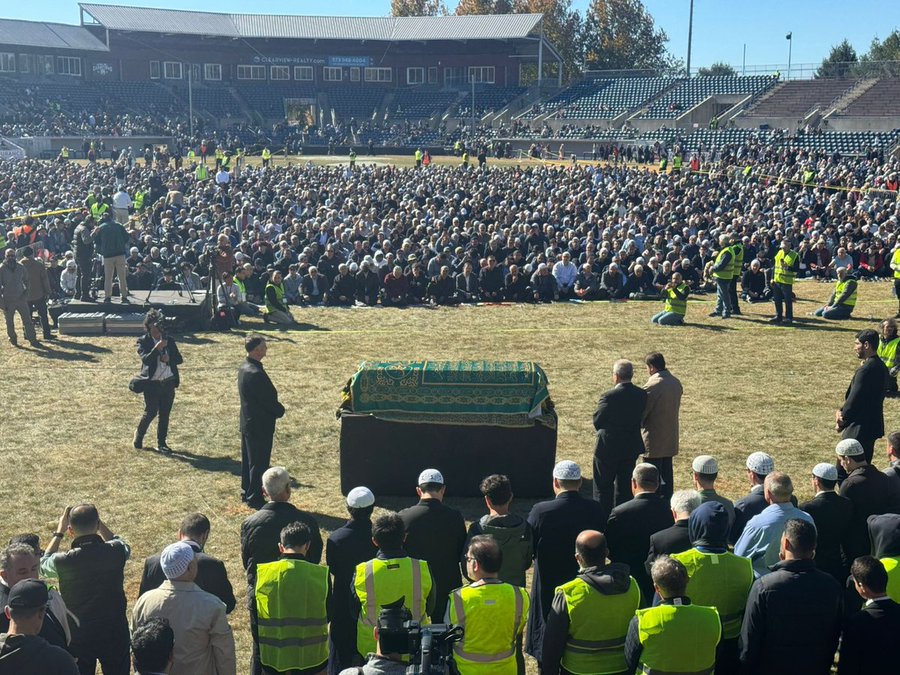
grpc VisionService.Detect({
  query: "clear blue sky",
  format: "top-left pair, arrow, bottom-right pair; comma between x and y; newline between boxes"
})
8,0 -> 897,71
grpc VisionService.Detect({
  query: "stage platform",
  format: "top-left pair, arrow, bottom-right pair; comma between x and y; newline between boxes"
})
49,290 -> 210,331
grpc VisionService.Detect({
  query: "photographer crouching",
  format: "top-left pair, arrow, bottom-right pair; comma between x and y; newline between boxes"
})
340,604 -> 462,675
132,309 -> 182,453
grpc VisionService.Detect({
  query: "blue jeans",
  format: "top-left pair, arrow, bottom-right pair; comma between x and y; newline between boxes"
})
651,311 -> 684,326
715,278 -> 732,316
814,304 -> 853,320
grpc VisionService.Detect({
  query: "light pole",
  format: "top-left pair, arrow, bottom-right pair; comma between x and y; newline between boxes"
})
786,32 -> 792,80
686,0 -> 694,77
187,62 -> 194,139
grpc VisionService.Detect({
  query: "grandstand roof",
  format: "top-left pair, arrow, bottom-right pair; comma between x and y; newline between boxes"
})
78,3 -> 545,42
0,18 -> 109,52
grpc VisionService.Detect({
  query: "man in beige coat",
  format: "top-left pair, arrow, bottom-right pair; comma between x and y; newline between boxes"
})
133,542 -> 236,675
641,352 -> 683,498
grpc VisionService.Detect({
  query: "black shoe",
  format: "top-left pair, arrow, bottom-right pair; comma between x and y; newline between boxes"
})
247,499 -> 265,510
158,443 -> 173,455
732,310 -> 742,315
769,317 -> 783,324
133,434 -> 143,450
707,311 -> 720,317
784,318 -> 793,325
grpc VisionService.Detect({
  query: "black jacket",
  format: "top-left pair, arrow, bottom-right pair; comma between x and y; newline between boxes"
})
136,333 -> 183,386
240,501 -> 322,588
799,491 -> 853,584
840,465 -> 900,562
541,563 -> 635,675
606,493 -> 674,605
645,520 -> 692,575
593,382 -> 647,460
838,598 -> 900,674
0,585 -> 68,651
0,634 -> 78,675
138,541 -> 236,613
399,499 -> 467,621
840,355 -> 888,442
739,559 -> 843,675
731,488 -> 767,544
868,513 -> 900,558
238,357 -> 285,436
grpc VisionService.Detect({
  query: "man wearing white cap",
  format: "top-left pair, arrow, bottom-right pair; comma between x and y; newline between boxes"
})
399,469 -> 466,622
525,461 -> 605,666
731,452 -> 775,543
327,487 -> 378,673
836,438 -> 900,562
799,464 -> 852,584
690,455 -> 735,532
132,542 -> 236,675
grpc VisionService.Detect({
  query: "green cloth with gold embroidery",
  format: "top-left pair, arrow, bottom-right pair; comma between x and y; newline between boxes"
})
344,361 -> 554,428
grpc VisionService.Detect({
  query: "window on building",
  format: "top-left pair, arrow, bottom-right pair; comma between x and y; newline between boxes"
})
163,61 -> 182,79
0,53 -> 14,73
444,66 -> 464,86
364,67 -> 392,83
237,65 -> 266,80
56,56 -> 82,77
17,54 -> 30,74
407,67 -> 424,85
204,63 -> 221,81
271,65 -> 290,81
294,66 -> 313,81
39,55 -> 54,75
428,66 -> 438,84
324,66 -> 343,82
149,60 -> 160,79
468,66 -> 495,84
349,67 -> 360,82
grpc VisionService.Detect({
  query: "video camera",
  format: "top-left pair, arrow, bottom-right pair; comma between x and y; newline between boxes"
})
377,606 -> 463,675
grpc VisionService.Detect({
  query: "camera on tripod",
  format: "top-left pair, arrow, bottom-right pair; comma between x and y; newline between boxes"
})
377,605 -> 463,675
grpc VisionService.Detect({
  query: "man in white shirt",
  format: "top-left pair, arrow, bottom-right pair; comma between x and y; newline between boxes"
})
553,251 -> 578,299
215,168 -> 231,187
112,188 -> 133,225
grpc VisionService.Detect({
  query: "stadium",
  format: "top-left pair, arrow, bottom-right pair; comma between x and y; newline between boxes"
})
1,1 -> 900,674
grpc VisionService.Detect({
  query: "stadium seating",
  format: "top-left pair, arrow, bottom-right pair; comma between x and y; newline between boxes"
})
183,86 -> 241,120
640,76 -> 774,119
326,87 -> 386,122
516,80 -> 608,120
780,129 -> 900,154
454,86 -> 526,118
237,84 -> 317,120
743,79 -> 854,118
390,88 -> 460,119
839,78 -> 900,116
556,78 -> 674,119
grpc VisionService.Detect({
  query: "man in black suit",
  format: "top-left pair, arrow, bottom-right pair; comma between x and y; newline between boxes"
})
645,489 -> 701,576
605,464 -> 674,606
839,555 -> 900,674
799,464 -> 852,585
731,452 -> 775,544
137,513 -> 236,613
592,359 -> 648,517
525,461 -> 606,666
238,334 -> 285,509
836,329 -> 888,464
133,309 -> 183,454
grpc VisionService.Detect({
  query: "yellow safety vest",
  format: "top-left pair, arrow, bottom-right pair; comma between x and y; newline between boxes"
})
882,557 -> 900,602
712,248 -> 733,281
187,150 -> 196,161
636,603 -> 721,675
671,549 -> 754,640
731,243 -> 744,274
90,202 -> 109,220
61,147 -> 70,158
774,249 -> 799,285
415,150 -> 423,162
555,576 -> 640,675
264,283 -> 285,314
834,279 -> 857,307
255,557 -> 329,672
196,164 -> 208,181
664,283 -> 689,316
891,249 -> 900,280
448,581 -> 528,675
354,557 -> 432,657
673,155 -> 682,170
262,148 -> 272,160
878,338 -> 900,370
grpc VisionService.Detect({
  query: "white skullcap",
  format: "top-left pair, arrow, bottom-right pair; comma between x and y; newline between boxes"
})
160,542 -> 195,580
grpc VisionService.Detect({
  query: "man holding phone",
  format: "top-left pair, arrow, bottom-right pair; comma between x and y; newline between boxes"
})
134,309 -> 183,454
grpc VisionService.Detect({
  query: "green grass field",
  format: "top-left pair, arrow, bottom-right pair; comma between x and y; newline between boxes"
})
1,276 -> 894,667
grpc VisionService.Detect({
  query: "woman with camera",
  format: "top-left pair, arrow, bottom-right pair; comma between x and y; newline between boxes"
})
133,309 -> 183,453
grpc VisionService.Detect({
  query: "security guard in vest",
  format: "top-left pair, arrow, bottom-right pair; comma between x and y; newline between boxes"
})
414,148 -> 423,168
196,162 -> 209,182
879,318 -> 900,396
814,266 -> 857,320
542,530 -> 640,675
672,501 -> 753,673
255,521 -> 330,675
624,556 -> 720,675
651,272 -> 689,326
890,245 -> 900,316
658,156 -> 668,173
772,238 -> 800,324
728,234 -> 744,315
709,234 -> 734,318
672,153 -> 682,174
448,536 -> 529,675
187,148 -> 196,164
868,514 -> 900,602
352,513 -> 434,661
262,147 -> 272,168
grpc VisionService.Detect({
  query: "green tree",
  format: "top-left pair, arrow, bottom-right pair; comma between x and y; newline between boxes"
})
697,62 -> 737,77
856,30 -> 900,76
514,0 -> 584,83
391,0 -> 447,16
455,0 -> 496,13
815,39 -> 858,78
581,0 -> 674,73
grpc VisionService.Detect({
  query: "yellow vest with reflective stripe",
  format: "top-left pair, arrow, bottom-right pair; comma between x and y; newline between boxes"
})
671,549 -> 753,640
731,243 -> 744,274
664,284 -> 689,316
712,248 -> 733,281
262,148 -> 272,160
774,249 -> 799,285
882,557 -> 900,602
255,557 -> 329,672
556,575 -> 640,675
265,283 -> 285,314
187,150 -> 195,161
90,202 -> 109,220
449,581 -> 528,675
636,603 -> 720,675
834,279 -> 857,307
196,164 -> 208,181
892,249 -> 900,280
878,338 -> 900,370
673,155 -> 682,170
354,557 -> 432,657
